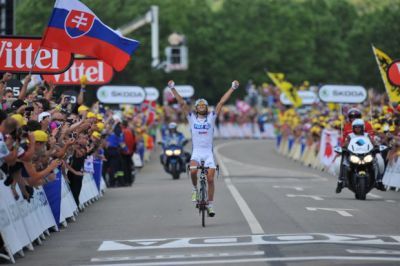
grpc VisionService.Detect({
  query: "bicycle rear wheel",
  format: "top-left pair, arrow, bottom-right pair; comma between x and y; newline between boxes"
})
201,207 -> 205,227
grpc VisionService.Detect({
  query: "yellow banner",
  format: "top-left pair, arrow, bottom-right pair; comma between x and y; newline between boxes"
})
266,72 -> 302,107
372,46 -> 400,103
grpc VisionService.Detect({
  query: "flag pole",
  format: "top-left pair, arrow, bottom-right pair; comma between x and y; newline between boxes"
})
29,46 -> 42,75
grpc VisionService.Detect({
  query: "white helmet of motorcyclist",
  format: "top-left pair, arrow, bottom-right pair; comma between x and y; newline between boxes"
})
352,118 -> 364,135
168,122 -> 177,129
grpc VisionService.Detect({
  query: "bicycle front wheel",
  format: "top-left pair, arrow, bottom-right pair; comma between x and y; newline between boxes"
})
201,188 -> 206,227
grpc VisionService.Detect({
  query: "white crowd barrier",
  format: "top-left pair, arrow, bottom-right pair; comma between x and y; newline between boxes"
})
276,132 -> 400,190
214,122 -> 275,139
383,158 -> 400,190
0,159 -> 106,264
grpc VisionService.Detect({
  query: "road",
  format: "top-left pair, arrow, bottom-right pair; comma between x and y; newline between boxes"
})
5,139 -> 400,266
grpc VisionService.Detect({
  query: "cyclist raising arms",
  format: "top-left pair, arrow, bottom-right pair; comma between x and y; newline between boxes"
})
168,80 -> 240,217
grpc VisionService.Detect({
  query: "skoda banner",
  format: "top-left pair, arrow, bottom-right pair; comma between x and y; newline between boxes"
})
318,85 -> 367,103
97,86 -> 145,104
144,87 -> 160,101
280,91 -> 318,106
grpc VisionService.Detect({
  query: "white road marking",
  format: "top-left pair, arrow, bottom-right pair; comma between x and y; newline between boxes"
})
287,194 -> 324,200
83,256 -> 400,266
224,178 -> 264,234
277,235 -> 315,241
214,142 -> 264,234
346,249 -> 400,255
214,141 -> 325,180
98,234 -> 400,251
204,238 -> 238,243
91,251 -> 265,262
214,142 -> 231,176
368,193 -> 383,199
274,185 -> 305,191
306,207 -> 355,217
385,200 -> 396,203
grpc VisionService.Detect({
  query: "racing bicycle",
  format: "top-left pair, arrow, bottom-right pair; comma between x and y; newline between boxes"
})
189,161 -> 219,227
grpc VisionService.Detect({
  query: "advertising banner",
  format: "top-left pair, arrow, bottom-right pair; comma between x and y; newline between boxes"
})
42,58 -> 113,85
97,86 -> 145,104
318,85 -> 367,103
0,36 -> 73,74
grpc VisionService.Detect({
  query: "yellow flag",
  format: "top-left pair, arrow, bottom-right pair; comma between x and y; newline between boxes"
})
266,72 -> 302,107
372,46 -> 400,103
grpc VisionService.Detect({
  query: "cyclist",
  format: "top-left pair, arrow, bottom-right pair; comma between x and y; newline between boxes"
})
168,80 -> 239,217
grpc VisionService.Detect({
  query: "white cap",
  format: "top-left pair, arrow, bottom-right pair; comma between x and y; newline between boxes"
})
112,114 -> 122,122
38,112 -> 51,123
168,122 -> 177,129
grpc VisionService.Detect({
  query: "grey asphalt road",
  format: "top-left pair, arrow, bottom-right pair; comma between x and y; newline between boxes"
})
3,139 -> 400,266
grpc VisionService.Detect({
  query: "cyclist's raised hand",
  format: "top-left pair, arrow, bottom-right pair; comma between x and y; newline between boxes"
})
167,80 -> 189,116
168,80 -> 175,89
231,80 -> 240,90
215,80 -> 240,115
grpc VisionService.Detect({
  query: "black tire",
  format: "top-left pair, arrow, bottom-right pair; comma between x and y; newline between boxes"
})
171,164 -> 180,180
356,178 -> 366,200
201,208 -> 205,227
172,172 -> 180,180
201,188 -> 206,227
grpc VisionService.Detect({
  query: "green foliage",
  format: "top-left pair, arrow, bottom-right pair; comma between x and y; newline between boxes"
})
14,0 -> 400,103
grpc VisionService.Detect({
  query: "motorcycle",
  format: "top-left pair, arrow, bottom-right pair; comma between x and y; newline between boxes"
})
160,138 -> 189,180
335,135 -> 387,200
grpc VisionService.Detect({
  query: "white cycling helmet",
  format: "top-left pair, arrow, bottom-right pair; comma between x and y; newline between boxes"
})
195,98 -> 208,107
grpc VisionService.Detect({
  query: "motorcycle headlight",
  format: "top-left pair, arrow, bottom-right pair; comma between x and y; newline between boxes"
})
165,150 -> 173,156
173,149 -> 182,155
363,155 -> 373,163
350,155 -> 361,164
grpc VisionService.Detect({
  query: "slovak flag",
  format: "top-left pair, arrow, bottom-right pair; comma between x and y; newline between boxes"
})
41,0 -> 140,71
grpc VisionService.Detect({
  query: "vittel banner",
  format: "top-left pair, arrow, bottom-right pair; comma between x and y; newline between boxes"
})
0,36 -> 73,74
42,59 -> 114,85
318,85 -> 367,103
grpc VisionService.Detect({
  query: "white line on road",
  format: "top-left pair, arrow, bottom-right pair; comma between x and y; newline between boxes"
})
346,249 -> 400,255
274,185 -> 305,191
287,194 -> 324,201
368,193 -> 383,199
306,207 -> 355,217
225,178 -> 264,234
83,256 -> 400,266
91,251 -> 265,263
98,234 -> 400,251
214,142 -> 264,234
385,200 -> 396,203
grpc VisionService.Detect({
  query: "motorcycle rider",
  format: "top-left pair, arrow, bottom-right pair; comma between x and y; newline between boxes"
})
336,108 -> 374,193
341,108 -> 374,143
336,119 -> 384,193
160,122 -> 188,171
